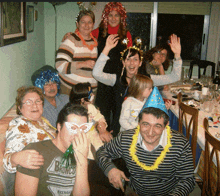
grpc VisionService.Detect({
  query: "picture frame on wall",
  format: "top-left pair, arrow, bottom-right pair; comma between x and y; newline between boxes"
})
27,5 -> 34,33
0,2 -> 27,46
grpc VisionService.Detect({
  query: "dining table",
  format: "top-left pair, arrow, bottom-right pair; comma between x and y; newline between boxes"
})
161,78 -> 220,192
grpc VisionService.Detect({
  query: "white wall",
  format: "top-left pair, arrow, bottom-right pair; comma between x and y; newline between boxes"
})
0,2 -> 45,118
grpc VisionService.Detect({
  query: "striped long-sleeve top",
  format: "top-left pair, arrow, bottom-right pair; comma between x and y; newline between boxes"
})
55,33 -> 98,88
96,129 -> 195,196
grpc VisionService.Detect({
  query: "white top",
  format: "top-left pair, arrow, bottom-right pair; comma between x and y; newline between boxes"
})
92,53 -> 183,87
119,97 -> 146,132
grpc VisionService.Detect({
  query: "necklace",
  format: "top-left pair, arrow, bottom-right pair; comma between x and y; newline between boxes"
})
129,125 -> 172,171
24,117 -> 56,139
149,62 -> 159,74
75,29 -> 98,51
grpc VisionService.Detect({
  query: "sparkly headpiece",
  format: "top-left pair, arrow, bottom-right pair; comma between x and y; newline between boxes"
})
34,70 -> 60,95
77,2 -> 96,11
102,2 -> 127,29
76,2 -> 96,22
141,86 -> 168,115
120,37 -> 143,61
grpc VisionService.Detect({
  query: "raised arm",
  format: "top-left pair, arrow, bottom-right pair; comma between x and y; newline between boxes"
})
92,34 -> 119,87
151,34 -> 182,86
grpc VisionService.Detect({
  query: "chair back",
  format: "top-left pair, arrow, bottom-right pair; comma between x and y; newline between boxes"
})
202,118 -> 220,196
178,101 -> 198,169
177,92 -> 182,106
188,60 -> 215,79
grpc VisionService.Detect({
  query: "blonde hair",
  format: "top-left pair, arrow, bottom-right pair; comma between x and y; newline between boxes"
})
128,74 -> 153,99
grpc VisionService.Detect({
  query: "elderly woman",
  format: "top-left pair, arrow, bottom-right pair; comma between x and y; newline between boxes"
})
2,86 -> 56,196
56,9 -> 98,95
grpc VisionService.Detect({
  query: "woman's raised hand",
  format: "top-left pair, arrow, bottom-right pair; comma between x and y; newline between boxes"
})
168,34 -> 181,58
102,34 -> 119,56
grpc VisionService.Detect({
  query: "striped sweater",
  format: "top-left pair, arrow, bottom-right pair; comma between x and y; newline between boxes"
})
96,129 -> 195,196
55,33 -> 98,88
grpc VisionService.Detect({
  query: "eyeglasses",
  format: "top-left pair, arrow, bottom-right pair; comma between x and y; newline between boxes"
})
22,99 -> 43,106
44,81 -> 57,88
156,51 -> 167,57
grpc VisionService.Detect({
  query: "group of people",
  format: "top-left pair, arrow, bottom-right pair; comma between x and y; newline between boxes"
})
1,2 -> 197,196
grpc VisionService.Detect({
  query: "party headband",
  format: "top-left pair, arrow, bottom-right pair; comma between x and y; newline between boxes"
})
120,37 -> 143,61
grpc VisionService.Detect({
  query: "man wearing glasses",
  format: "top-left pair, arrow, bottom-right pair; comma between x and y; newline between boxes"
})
31,65 -> 69,128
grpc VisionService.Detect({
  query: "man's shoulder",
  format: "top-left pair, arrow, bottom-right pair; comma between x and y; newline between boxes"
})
58,94 -> 69,100
170,129 -> 189,144
23,140 -> 53,152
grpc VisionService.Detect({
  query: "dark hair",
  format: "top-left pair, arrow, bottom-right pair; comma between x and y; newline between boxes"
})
120,48 -> 145,86
138,107 -> 169,126
144,44 -> 170,70
128,74 -> 153,98
16,86 -> 44,115
77,10 -> 95,23
69,82 -> 91,104
56,103 -> 88,129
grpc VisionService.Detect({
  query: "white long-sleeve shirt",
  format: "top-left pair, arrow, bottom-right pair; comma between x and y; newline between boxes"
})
119,97 -> 146,132
92,53 -> 182,87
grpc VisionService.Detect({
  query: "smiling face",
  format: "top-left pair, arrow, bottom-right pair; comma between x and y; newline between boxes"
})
43,80 -> 58,98
57,113 -> 88,152
108,10 -> 121,27
19,92 -> 43,121
153,49 -> 167,64
123,53 -> 142,78
139,113 -> 167,151
76,15 -> 94,38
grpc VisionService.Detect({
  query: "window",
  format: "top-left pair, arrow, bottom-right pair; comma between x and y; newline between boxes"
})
125,2 -> 211,60
157,14 -> 204,60
126,13 -> 151,52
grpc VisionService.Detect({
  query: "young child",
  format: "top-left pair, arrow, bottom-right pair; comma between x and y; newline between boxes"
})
69,82 -> 113,143
119,74 -> 153,132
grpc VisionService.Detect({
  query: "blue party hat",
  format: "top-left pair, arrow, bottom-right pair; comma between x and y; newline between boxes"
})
141,86 -> 168,115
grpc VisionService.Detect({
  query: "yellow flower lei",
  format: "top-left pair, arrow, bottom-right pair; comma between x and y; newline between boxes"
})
129,125 -> 172,171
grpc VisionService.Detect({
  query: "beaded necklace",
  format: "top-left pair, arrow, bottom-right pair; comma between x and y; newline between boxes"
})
75,29 -> 98,51
129,125 -> 172,171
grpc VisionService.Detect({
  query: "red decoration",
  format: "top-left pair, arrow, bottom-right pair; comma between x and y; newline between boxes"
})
75,29 -> 98,51
102,2 -> 127,30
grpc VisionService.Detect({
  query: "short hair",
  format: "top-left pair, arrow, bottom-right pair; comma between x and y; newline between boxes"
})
128,74 -> 153,98
138,107 -> 169,126
56,103 -> 88,129
76,10 -> 95,24
69,82 -> 91,105
16,86 -> 44,115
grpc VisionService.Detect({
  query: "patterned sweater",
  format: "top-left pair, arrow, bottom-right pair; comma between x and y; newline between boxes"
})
96,129 -> 195,196
3,116 -> 57,173
56,33 -> 98,88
